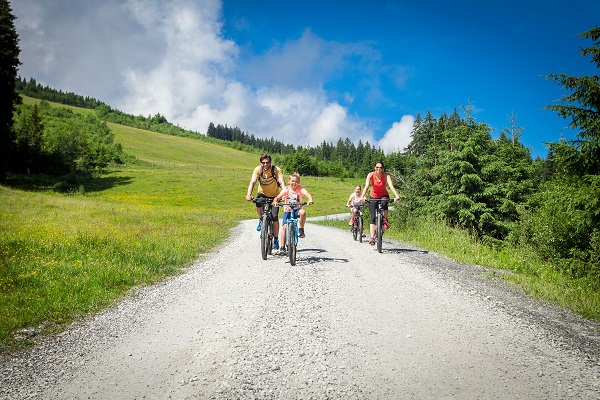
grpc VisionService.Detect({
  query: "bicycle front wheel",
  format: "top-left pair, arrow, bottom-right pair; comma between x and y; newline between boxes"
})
260,213 -> 269,260
288,223 -> 297,266
352,217 -> 358,241
358,216 -> 364,243
376,213 -> 383,253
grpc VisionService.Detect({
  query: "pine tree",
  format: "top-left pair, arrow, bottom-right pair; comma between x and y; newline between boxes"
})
0,0 -> 21,182
545,26 -> 600,175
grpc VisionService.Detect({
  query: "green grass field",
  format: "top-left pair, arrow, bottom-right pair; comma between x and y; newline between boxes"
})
0,103 -> 356,350
2,99 -> 598,352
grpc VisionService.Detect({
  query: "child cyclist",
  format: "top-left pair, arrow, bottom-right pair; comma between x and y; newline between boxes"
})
272,172 -> 313,254
346,184 -> 363,227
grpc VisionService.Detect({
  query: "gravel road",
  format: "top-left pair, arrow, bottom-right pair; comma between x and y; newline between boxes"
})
1,218 -> 599,399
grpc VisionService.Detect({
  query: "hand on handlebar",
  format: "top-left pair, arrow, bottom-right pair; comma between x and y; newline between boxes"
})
246,195 -> 253,201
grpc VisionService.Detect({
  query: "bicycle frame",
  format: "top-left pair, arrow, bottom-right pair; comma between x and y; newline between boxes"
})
279,201 -> 307,266
367,199 -> 386,253
351,204 -> 364,243
252,197 -> 276,260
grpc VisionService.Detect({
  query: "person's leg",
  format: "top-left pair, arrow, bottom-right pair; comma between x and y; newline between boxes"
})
272,206 -> 280,237
381,197 -> 390,228
368,200 -> 378,240
299,208 -> 306,228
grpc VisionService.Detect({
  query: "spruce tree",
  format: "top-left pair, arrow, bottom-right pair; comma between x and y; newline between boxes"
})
0,0 -> 20,182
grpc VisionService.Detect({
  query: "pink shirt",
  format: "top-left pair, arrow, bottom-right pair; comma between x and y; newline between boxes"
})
280,184 -> 308,212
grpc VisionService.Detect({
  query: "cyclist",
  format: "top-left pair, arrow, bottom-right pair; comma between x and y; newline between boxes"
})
272,172 -> 313,254
346,184 -> 363,228
246,154 -> 286,250
360,160 -> 400,245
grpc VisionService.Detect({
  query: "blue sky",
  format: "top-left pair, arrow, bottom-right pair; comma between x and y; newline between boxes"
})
12,0 -> 600,159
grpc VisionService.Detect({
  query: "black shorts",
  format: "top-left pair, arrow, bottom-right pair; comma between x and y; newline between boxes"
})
255,193 -> 279,220
368,197 -> 389,224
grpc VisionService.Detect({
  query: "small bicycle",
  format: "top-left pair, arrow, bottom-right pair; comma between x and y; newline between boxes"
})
350,204 -> 364,243
367,199 -> 387,253
278,201 -> 308,266
252,197 -> 276,260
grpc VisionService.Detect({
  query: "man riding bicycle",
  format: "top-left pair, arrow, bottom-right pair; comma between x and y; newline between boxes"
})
246,154 -> 286,250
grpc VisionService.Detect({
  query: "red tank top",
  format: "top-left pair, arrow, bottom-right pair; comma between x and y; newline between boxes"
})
370,172 -> 388,198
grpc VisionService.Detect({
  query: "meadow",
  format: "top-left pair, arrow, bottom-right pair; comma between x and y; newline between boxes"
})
0,113 -> 353,350
2,100 -> 598,352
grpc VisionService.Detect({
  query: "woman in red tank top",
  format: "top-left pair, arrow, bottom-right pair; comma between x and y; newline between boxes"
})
360,160 -> 400,245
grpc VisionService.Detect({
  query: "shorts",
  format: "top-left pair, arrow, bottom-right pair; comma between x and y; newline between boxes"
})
282,209 -> 300,225
368,197 -> 389,224
255,193 -> 279,220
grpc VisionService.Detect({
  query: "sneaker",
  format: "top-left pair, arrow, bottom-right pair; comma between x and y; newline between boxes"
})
384,219 -> 390,229
279,246 -> 287,255
273,238 -> 279,250
256,220 -> 262,232
298,228 -> 305,238
348,218 -> 353,226
369,236 -> 375,245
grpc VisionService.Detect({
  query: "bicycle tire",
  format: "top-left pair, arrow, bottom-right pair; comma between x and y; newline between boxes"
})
358,216 -> 363,243
352,216 -> 358,241
289,223 -> 297,266
376,211 -> 383,253
260,213 -> 269,260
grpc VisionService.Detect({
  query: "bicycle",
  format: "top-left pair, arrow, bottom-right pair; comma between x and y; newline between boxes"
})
367,199 -> 388,253
252,197 -> 276,260
278,200 -> 308,266
349,204 -> 364,243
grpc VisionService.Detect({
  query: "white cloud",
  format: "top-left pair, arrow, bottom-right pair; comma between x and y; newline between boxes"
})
13,0 -> 402,152
379,115 -> 415,154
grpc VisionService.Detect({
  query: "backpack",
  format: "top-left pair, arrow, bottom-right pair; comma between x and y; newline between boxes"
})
260,165 -> 282,188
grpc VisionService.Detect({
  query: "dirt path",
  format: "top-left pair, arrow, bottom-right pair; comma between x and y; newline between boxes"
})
2,220 -> 599,399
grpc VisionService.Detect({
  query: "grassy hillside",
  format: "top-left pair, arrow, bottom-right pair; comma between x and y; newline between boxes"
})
1,99 -> 356,351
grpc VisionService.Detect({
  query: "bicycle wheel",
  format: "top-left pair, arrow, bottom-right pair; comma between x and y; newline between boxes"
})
260,213 -> 269,260
358,216 -> 364,243
288,223 -> 297,266
352,216 -> 358,241
376,211 -> 383,253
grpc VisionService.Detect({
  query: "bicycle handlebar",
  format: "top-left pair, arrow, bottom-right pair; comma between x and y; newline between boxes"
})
251,197 -> 275,205
276,202 -> 310,209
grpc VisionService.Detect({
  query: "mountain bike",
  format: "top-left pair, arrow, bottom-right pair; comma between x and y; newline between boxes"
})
252,197 -> 276,260
367,199 -> 387,253
279,201 -> 308,266
350,204 -> 364,243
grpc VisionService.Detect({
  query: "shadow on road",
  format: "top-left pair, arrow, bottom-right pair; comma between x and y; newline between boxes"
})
295,248 -> 349,264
